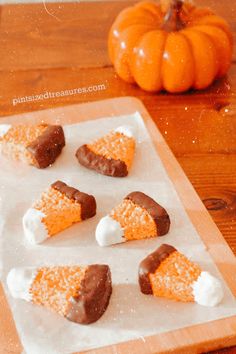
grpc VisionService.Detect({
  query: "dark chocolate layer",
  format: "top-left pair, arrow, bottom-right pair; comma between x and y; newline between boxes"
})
27,125 -> 65,169
75,144 -> 128,177
125,192 -> 170,236
139,244 -> 176,294
66,265 -> 112,324
51,181 -> 96,220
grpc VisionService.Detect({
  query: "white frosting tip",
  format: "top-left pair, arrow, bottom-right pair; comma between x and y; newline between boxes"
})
23,208 -> 48,245
7,267 -> 37,301
115,125 -> 135,138
192,271 -> 224,307
0,124 -> 11,138
95,215 -> 126,247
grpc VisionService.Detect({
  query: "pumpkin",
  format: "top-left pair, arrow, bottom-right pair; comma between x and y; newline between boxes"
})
108,0 -> 233,93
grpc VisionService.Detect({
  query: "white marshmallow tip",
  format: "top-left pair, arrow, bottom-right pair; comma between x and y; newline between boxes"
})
115,125 -> 135,138
0,125 -> 11,138
95,215 -> 125,247
23,208 -> 48,245
192,271 -> 224,307
7,267 -> 36,301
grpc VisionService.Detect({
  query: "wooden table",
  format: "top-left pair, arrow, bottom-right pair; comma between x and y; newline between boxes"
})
0,1 -> 235,353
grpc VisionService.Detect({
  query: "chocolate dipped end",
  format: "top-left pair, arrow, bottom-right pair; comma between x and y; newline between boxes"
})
126,191 -> 170,236
27,125 -> 65,169
66,265 -> 112,324
76,144 -> 128,177
51,181 -> 96,220
139,244 -> 176,294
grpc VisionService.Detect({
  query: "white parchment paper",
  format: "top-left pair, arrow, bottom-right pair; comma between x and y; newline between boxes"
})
0,113 -> 236,354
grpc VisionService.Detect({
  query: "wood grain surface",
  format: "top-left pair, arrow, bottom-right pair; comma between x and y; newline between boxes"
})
0,1 -> 235,353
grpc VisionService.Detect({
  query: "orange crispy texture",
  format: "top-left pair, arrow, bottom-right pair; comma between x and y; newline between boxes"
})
0,124 -> 47,165
88,131 -> 135,170
34,187 -> 82,236
1,125 -> 47,146
150,251 -> 201,302
111,199 -> 157,240
30,266 -> 87,316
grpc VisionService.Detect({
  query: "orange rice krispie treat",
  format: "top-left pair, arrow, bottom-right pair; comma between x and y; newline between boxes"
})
0,124 -> 65,168
23,181 -> 96,244
76,126 -> 135,177
139,244 -> 223,306
7,264 -> 112,324
96,192 -> 170,246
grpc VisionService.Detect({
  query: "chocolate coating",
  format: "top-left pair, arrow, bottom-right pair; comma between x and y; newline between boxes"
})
66,265 -> 112,324
139,244 -> 176,294
51,181 -> 96,220
125,192 -> 170,236
27,125 -> 65,169
75,144 -> 128,177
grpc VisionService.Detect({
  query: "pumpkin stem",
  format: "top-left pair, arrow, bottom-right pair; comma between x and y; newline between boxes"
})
161,0 -> 185,32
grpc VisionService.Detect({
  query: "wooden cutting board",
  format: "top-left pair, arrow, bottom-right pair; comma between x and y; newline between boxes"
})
0,97 -> 236,354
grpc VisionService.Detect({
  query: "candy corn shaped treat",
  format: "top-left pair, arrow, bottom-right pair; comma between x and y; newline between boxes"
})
139,244 -> 223,307
76,126 -> 135,177
96,192 -> 170,246
23,181 -> 96,244
7,264 -> 112,324
0,124 -> 65,168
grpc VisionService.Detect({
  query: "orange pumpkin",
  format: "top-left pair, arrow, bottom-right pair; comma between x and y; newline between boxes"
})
108,0 -> 233,93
